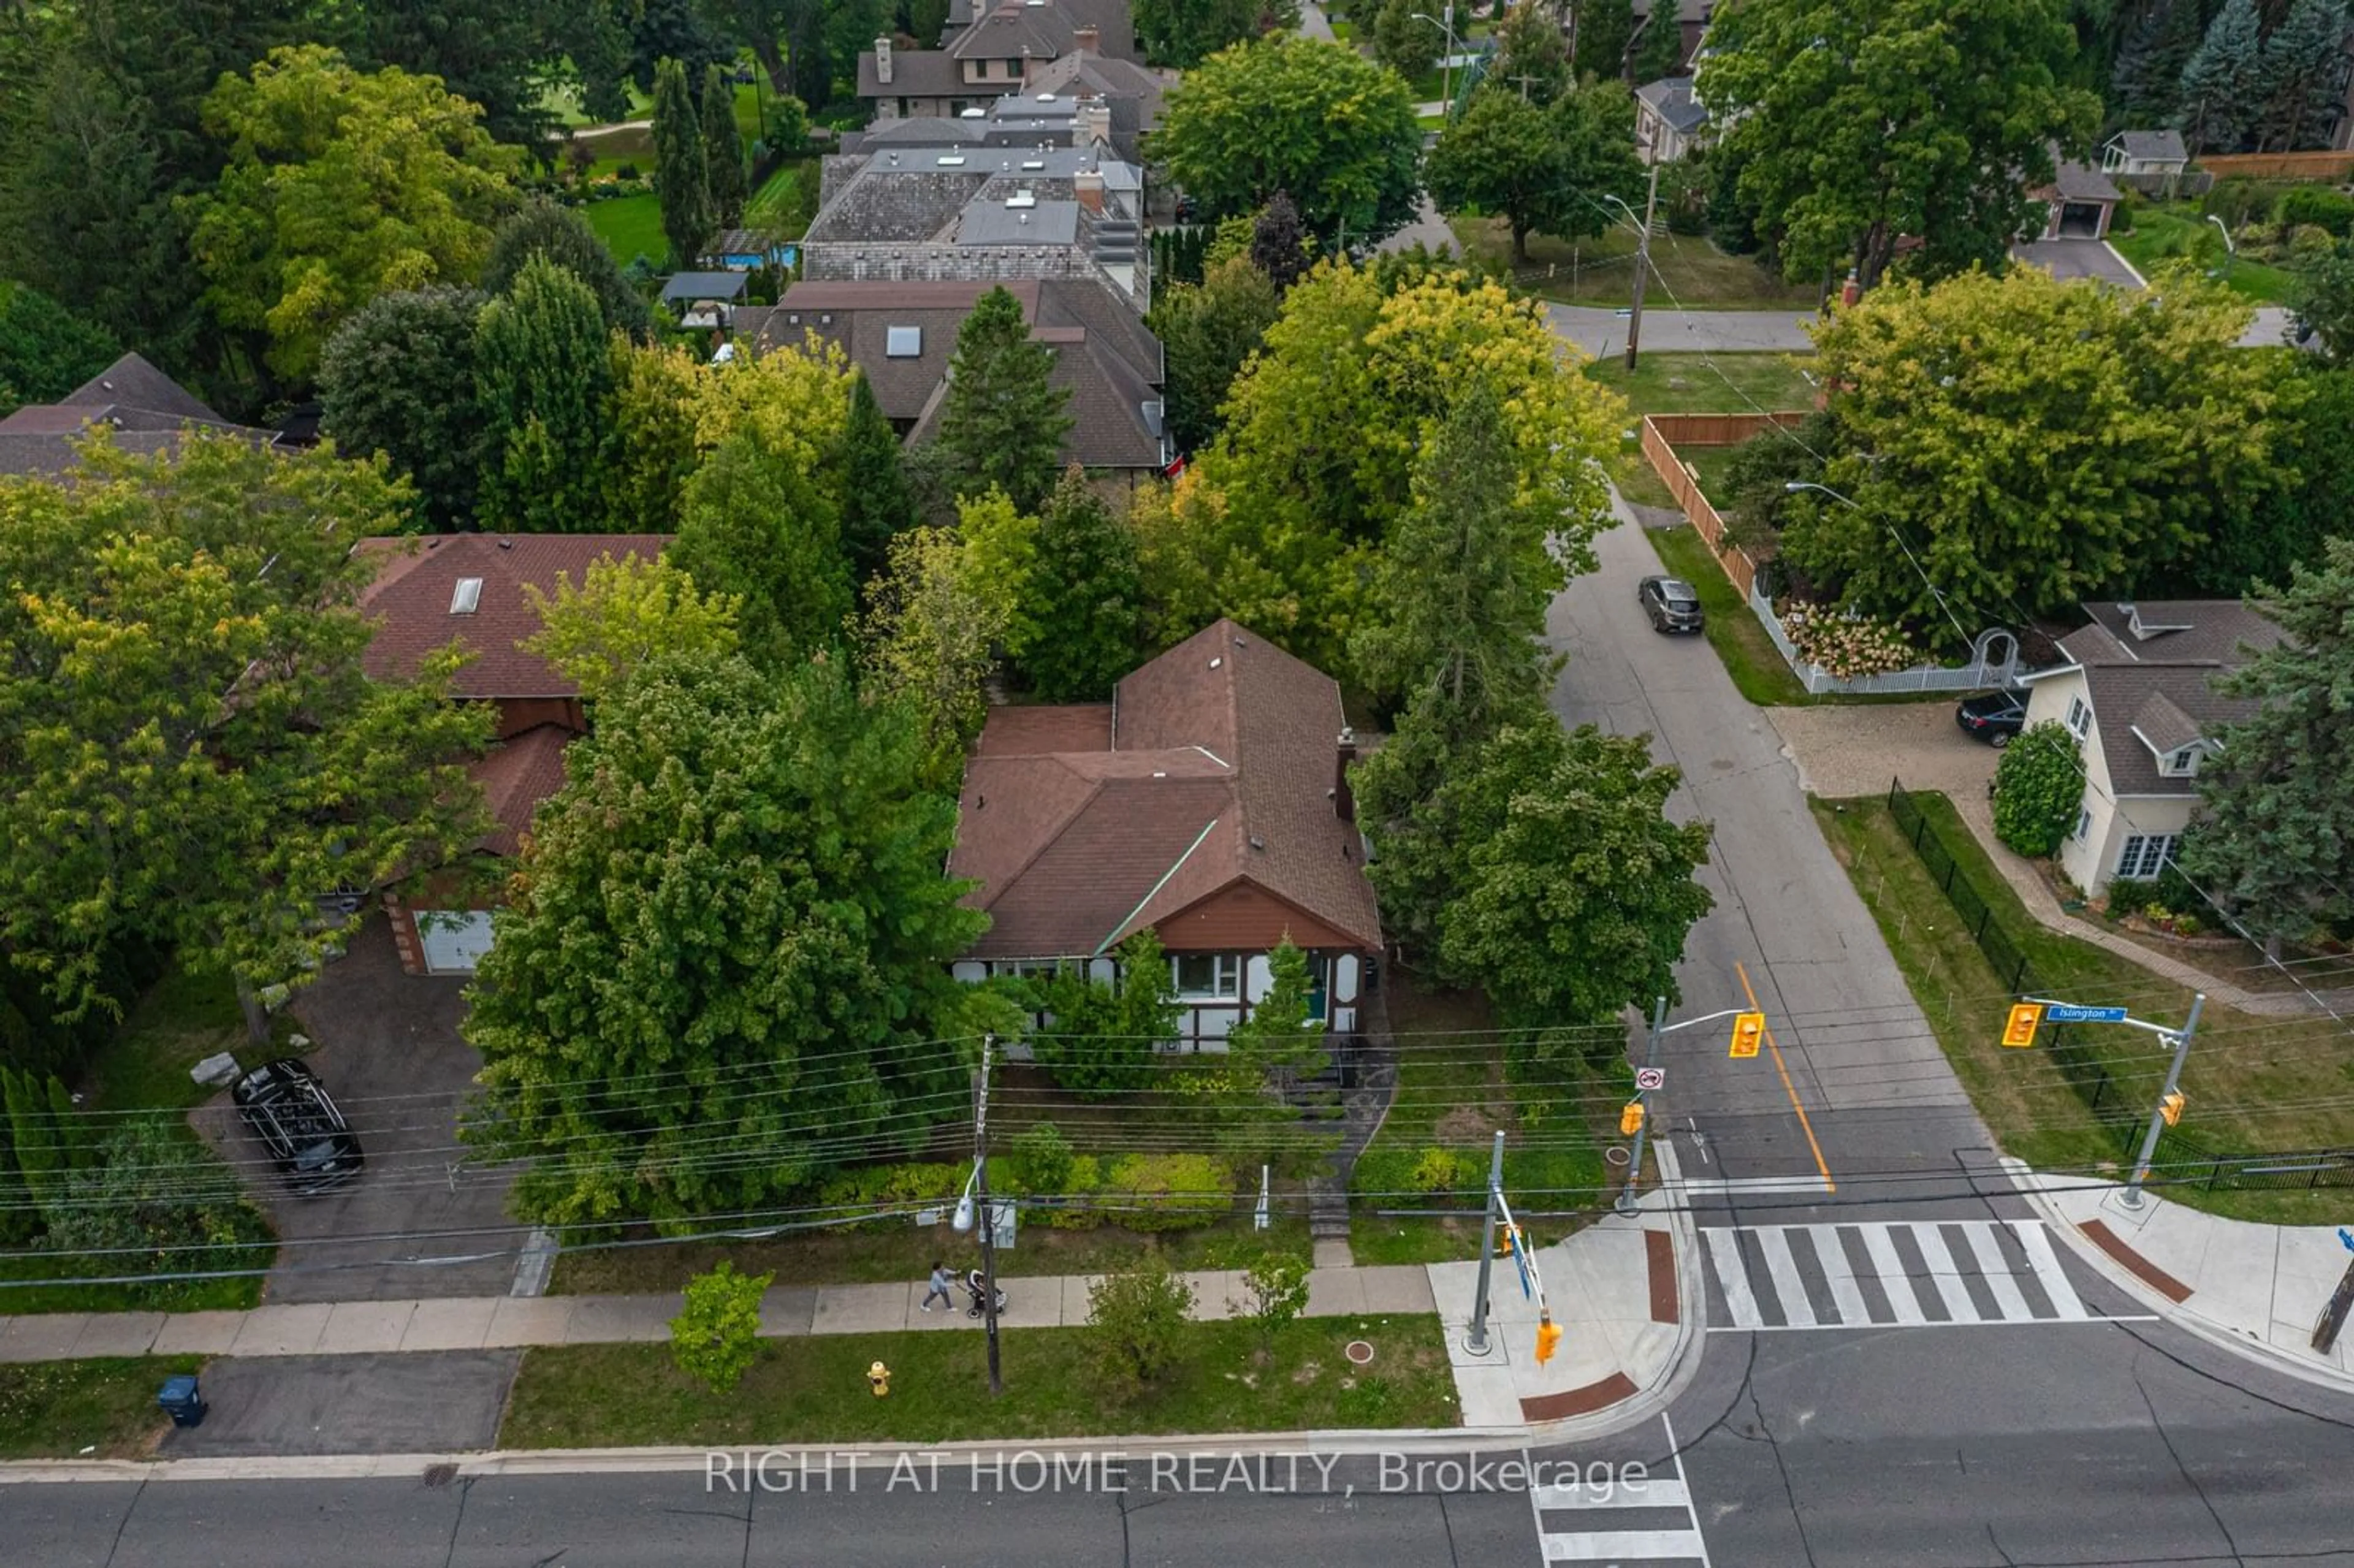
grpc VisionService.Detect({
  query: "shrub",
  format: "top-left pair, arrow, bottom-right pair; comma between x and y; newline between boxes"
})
1992,721 -> 2082,858
669,1260 -> 771,1393
1240,1250 -> 1311,1349
2289,224 -> 2339,265
1088,1255 -> 1195,1389
1409,1146 -> 1463,1194
1011,1122 -> 1075,1194
2276,186 -> 2354,239
1101,1152 -> 1233,1230
2203,177 -> 2274,231
1778,604 -> 1919,679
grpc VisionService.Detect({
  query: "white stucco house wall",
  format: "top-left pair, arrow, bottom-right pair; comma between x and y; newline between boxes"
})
2016,600 -> 2281,894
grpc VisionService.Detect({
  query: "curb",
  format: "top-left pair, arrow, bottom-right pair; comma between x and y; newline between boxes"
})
2006,1158 -> 2354,1398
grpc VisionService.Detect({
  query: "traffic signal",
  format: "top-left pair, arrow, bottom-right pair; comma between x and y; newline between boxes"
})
2002,1003 -> 2043,1049
2162,1089 -> 2186,1127
1497,1227 -> 1514,1257
1619,1100 -> 1646,1137
1534,1315 -> 1562,1365
1729,1011 -> 1766,1059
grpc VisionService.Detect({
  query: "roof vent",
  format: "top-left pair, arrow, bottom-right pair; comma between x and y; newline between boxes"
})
1036,93 -> 1056,102
496,538 -> 514,550
1151,770 -> 1166,778
1249,835 -> 1265,851
961,106 -> 986,118
450,577 -> 483,615
1208,656 -> 1222,669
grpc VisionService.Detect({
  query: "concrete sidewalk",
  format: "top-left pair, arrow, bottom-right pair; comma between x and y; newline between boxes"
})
2016,1161 -> 2354,1392
0,1263 -> 1439,1364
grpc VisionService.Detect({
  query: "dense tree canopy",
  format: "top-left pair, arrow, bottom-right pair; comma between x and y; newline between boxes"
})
318,286 -> 487,530
652,55 -> 715,268
1153,36 -> 1426,248
834,371 -> 918,585
0,436 -> 492,1040
1425,83 -> 1642,264
858,522 -> 1012,785
466,650 -> 989,1224
185,45 -> 522,382
1023,466 -> 1148,702
1134,0 -> 1300,69
1146,251 -> 1281,453
476,256 -> 616,532
481,199 -> 654,340
671,432 -> 853,667
522,553 -> 741,699
0,282 -> 118,416
1698,0 -> 2098,287
349,0 -> 568,150
934,286 -> 1072,514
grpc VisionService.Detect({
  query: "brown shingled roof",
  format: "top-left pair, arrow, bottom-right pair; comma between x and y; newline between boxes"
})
470,722 -> 574,856
354,533 -> 670,699
950,620 -> 1382,959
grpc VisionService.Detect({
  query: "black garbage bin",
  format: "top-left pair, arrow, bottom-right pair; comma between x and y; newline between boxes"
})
157,1374 -> 207,1429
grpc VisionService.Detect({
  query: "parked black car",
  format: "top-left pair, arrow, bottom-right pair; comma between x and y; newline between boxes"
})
1638,575 -> 1705,633
1956,689 -> 2030,747
231,1059 -> 363,1193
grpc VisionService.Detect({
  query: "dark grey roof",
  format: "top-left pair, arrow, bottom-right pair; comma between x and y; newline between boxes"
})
853,116 -> 996,147
57,352 -> 223,424
948,0 -> 1137,63
660,271 -> 748,303
2043,159 -> 2122,204
0,354 -> 273,478
2083,665 -> 2257,797
856,48 -> 967,100
1029,53 -> 1166,132
2060,601 -> 2285,670
707,228 -> 787,256
805,167 -> 983,242
959,197 -> 1080,245
1635,76 -> 1708,135
2108,129 -> 2187,163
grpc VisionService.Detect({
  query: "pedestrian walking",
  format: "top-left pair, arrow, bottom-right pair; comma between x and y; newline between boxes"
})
921,1260 -> 954,1312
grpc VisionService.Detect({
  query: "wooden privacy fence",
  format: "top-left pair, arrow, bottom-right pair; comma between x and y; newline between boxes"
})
2196,151 -> 2354,181
1638,413 -> 1807,600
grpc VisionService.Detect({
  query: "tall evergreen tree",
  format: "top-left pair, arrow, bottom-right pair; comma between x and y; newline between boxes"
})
934,286 -> 1072,512
1022,465 -> 1145,702
476,256 -> 615,531
2111,0 -> 2203,127
2176,0 -> 2264,153
700,63 -> 747,226
1628,1 -> 1686,84
2255,0 -> 2352,151
652,55 -> 715,267
1574,0 -> 1636,82
835,371 -> 918,585
482,198 -> 655,338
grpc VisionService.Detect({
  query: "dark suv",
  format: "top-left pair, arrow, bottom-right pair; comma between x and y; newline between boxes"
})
1955,689 -> 2029,747
232,1059 -> 364,1194
1638,575 -> 1705,633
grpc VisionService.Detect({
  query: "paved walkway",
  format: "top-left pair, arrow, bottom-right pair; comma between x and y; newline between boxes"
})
2017,1161 -> 2354,1392
0,1263 -> 1440,1363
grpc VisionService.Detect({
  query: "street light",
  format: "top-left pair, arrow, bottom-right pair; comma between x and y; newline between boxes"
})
1783,480 -> 1975,649
1409,7 -> 1458,119
1599,169 -> 1663,371
2205,214 -> 2236,282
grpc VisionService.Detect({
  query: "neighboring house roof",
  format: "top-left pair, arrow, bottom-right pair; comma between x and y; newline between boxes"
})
1635,76 -> 1708,135
354,533 -> 671,700
2106,129 -> 2187,164
0,352 -> 277,478
707,228 -> 788,257
2038,159 -> 2124,205
660,271 -> 748,303
1027,51 -> 1166,136
471,722 -> 574,856
856,48 -> 966,100
950,619 -> 1382,959
2033,600 -> 2285,799
948,0 -> 1136,63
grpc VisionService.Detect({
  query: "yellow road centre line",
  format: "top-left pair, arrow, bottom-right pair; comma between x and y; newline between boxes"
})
1734,959 -> 1835,1193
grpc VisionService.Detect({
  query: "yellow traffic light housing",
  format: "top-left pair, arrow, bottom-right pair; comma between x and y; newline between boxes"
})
1496,1227 -> 1514,1257
2002,1003 -> 2043,1049
1729,1011 -> 1765,1059
1619,1100 -> 1646,1137
1534,1316 -> 1562,1365
2161,1089 -> 2186,1127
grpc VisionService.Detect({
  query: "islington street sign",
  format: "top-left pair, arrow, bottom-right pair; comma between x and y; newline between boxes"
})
2044,1004 -> 2130,1024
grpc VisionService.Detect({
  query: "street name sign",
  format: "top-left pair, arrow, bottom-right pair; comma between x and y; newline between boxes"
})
2044,1004 -> 2129,1024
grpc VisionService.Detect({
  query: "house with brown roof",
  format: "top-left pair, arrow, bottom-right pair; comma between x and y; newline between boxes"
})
0,352 -> 279,477
354,532 -> 669,972
947,620 -> 1382,1049
736,277 -> 1170,481
2016,600 -> 2283,894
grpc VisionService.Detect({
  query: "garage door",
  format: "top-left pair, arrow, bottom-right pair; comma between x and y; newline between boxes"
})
416,910 -> 495,974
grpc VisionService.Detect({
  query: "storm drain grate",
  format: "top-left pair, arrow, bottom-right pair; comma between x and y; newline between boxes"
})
421,1463 -> 460,1488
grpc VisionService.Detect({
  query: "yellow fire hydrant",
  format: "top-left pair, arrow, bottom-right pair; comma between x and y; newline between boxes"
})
867,1360 -> 891,1398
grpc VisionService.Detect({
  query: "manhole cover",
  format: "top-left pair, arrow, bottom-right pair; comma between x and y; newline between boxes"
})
1604,1145 -> 1632,1167
1345,1340 -> 1375,1366
421,1463 -> 459,1488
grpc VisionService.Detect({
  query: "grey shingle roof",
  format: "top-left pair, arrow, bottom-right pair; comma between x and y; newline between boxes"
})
58,352 -> 223,423
0,354 -> 273,478
660,271 -> 748,303
2109,129 -> 2187,163
959,197 -> 1080,245
2043,159 -> 2122,205
1635,76 -> 1708,135
2061,601 -> 2285,669
2049,600 -> 2285,797
856,48 -> 966,99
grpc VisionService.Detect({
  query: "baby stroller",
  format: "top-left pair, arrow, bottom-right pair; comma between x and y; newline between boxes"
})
964,1268 -> 1008,1319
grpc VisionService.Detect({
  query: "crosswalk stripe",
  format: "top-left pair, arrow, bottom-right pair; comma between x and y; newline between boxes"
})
1804,1225 -> 1870,1325
1959,1222 -> 2034,1320
1857,1224 -> 1928,1324
1541,1529 -> 1707,1560
1754,1225 -> 1815,1328
2010,1217 -> 2090,1320
1703,1226 -> 1762,1329
1907,1224 -> 1983,1323
1680,1173 -> 1834,1195
1534,1477 -> 1691,1510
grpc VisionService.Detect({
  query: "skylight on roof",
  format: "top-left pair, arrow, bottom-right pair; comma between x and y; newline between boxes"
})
937,153 -> 967,166
1007,190 -> 1036,208
886,325 -> 922,357
1021,158 -> 1046,169
450,577 -> 482,615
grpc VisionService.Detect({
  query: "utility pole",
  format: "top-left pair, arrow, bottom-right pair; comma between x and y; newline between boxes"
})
2123,994 -> 2204,1210
1616,996 -> 1668,1216
973,1033 -> 1003,1393
1463,1129 -> 1506,1355
1623,158 -> 1661,373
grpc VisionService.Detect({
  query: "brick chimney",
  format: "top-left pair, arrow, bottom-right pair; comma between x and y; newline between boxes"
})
1838,267 -> 1861,308
1075,168 -> 1104,214
1076,97 -> 1112,151
1333,728 -> 1357,823
874,36 -> 893,86
1073,23 -> 1100,55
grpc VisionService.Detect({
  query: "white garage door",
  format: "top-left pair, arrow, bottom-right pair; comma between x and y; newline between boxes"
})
417,910 -> 495,974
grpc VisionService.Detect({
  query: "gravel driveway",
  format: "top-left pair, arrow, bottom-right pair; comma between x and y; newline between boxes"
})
1765,699 -> 2002,802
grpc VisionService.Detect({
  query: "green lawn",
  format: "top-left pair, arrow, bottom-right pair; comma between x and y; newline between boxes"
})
743,161 -> 808,236
0,1355 -> 204,1459
1583,352 -> 1818,419
2109,207 -> 2301,305
1644,523 -> 1808,706
501,1315 -> 1458,1447
1452,216 -> 1822,310
585,194 -> 668,268
1811,792 -> 2354,1224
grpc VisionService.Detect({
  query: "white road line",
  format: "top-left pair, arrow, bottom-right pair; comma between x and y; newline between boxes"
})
1704,1226 -> 1762,1329
1534,1477 -> 1692,1510
1664,1412 -> 1715,1568
1754,1225 -> 1816,1328
1959,1222 -> 2035,1320
2010,1218 -> 2090,1320
1856,1224 -> 1929,1325
1718,1314 -> 2159,1332
1802,1225 -> 1869,1325
1908,1224 -> 1983,1323
1541,1530 -> 1707,1560
1680,1174 -> 1834,1195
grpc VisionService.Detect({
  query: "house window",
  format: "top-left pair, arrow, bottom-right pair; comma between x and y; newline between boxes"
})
2065,695 -> 2092,739
2116,833 -> 2179,880
2074,808 -> 2093,841
1171,953 -> 1239,1000
2162,745 -> 2201,777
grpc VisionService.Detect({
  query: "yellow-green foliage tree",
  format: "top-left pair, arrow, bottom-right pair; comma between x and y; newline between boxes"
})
522,554 -> 742,699
186,45 -> 522,381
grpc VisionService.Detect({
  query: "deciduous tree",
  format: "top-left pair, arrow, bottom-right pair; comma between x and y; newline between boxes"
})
1426,83 -> 1639,262
671,432 -> 853,666
476,256 -> 616,532
0,283 -> 118,416
1146,253 -> 1281,453
349,0 -> 568,151
1134,0 -> 1298,69
466,650 -> 988,1222
482,198 -> 655,340
1373,0 -> 1441,82
0,436 -> 492,1040
933,286 -> 1072,513
856,524 -> 1011,782
1023,466 -> 1146,701
1992,721 -> 2086,857
1154,36 -> 1425,246
1489,1 -> 1571,105
1573,0 -> 1633,82
652,55 -> 715,267
1628,0 -> 1686,84
669,1261 -> 772,1391
184,45 -> 523,382
318,287 -> 487,530
522,553 -> 741,699
2291,244 -> 2354,364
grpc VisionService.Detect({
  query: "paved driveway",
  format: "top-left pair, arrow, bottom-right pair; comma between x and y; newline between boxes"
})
202,915 -> 524,1303
2011,237 -> 2144,287
158,1350 -> 518,1456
